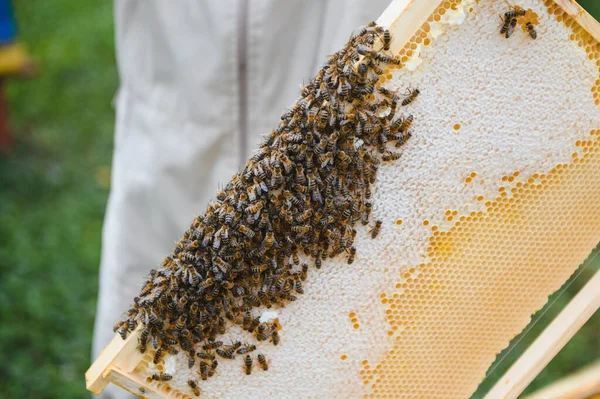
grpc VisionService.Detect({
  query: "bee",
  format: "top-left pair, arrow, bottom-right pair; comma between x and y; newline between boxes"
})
257,354 -> 269,371
280,154 -> 294,173
347,246 -> 356,264
338,151 -> 352,166
256,323 -> 271,341
505,17 -> 517,38
202,340 -> 223,350
245,201 -> 264,214
216,347 -> 236,359
258,213 -> 269,229
382,150 -> 401,161
208,360 -> 218,377
357,44 -> 377,58
243,311 -> 253,330
294,280 -> 304,294
175,315 -> 186,331
382,29 -> 392,51
499,15 -> 512,37
199,361 -> 209,380
375,54 -> 403,65
138,328 -> 149,353
201,277 -> 215,289
188,380 -> 200,397
291,224 -> 312,233
370,220 -> 383,239
319,151 -> 334,167
271,165 -> 284,188
197,351 -> 216,360
244,355 -> 253,375
237,344 -> 257,355
505,5 -> 527,19
525,21 -> 537,39
356,63 -> 367,85
401,88 -> 420,106
188,355 -> 196,369
300,263 -> 308,280
296,208 -> 313,223
394,131 -> 412,148
153,348 -> 163,364
151,373 -> 172,381
271,330 -> 280,346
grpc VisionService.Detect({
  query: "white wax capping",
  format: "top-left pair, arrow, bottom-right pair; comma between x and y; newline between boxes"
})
259,310 -> 279,323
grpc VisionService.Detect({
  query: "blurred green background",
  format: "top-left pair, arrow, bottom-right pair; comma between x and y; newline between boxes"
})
0,1 -> 598,398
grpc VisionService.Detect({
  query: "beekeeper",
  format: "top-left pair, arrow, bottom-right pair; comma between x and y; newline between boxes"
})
93,1 -> 390,397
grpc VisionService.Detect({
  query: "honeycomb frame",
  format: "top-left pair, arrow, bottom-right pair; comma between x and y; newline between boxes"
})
87,0 -> 600,398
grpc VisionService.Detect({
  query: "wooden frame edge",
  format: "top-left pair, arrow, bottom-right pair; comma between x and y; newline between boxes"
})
554,0 -> 600,42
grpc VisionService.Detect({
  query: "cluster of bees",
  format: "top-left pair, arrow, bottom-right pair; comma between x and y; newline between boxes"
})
114,22 -> 420,394
499,5 -> 538,40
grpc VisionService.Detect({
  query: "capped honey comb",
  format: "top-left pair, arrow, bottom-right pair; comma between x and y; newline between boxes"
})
87,0 -> 600,398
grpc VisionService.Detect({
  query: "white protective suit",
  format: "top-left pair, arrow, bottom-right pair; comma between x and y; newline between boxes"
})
94,1 -> 390,397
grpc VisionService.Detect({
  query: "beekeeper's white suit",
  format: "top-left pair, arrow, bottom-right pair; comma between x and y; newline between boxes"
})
94,1 -> 390,397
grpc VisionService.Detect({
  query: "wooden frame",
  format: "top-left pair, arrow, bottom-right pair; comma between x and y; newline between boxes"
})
86,1 -> 600,397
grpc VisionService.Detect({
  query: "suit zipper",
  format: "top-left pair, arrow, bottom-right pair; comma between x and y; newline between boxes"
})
238,0 -> 249,167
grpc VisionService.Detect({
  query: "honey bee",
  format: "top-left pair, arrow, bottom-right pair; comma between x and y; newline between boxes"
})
245,201 -> 264,214
347,246 -> 356,264
296,208 -> 313,223
188,380 -> 200,397
188,355 -> 195,369
138,326 -> 149,344
382,29 -> 392,51
256,323 -> 271,341
300,263 -> 308,280
199,361 -> 209,380
382,150 -> 401,161
375,53 -> 403,65
271,165 -> 284,188
175,315 -> 186,331
394,131 -> 412,148
294,280 -> 304,294
505,17 -> 517,38
237,344 -> 257,355
370,220 -> 383,239
257,354 -> 269,371
357,44 -> 377,58
291,224 -> 312,233
208,360 -> 218,377
271,330 -> 280,346
244,355 -> 253,375
151,373 -> 172,381
197,351 -> 215,360
153,348 -> 163,364
504,5 -> 527,19
216,346 -> 236,359
401,88 -> 420,106
525,22 -> 537,39
201,277 -> 215,289
202,340 -> 223,350
499,15 -> 513,37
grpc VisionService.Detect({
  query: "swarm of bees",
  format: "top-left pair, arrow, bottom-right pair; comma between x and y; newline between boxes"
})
499,5 -> 538,40
114,22 -> 421,385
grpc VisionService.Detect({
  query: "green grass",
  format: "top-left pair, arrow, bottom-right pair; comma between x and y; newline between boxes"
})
0,1 -> 599,398
0,1 -> 116,398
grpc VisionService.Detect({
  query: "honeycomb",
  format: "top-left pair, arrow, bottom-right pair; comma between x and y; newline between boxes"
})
100,0 -> 600,397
